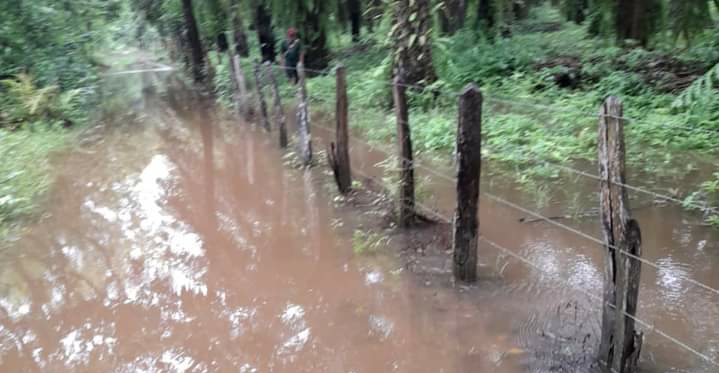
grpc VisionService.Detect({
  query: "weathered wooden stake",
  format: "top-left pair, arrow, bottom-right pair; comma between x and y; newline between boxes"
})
393,75 -> 415,227
253,61 -> 271,131
296,62 -> 313,166
452,84 -> 482,283
264,62 -> 288,148
597,96 -> 643,373
229,52 -> 249,117
328,65 -> 352,194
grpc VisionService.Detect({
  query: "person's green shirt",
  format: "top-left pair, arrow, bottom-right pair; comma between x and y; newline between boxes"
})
281,39 -> 302,66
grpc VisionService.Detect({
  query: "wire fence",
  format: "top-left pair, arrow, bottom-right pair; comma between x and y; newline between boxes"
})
257,63 -> 719,216
312,121 -> 719,370
243,60 -> 719,370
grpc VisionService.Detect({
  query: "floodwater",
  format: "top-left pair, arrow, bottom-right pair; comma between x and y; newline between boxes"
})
0,69 -> 717,373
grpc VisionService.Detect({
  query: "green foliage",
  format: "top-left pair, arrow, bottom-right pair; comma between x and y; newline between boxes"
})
0,127 -> 69,241
352,230 -> 389,255
701,172 -> 719,227
672,62 -> 719,110
668,0 -> 713,44
1,74 -> 86,129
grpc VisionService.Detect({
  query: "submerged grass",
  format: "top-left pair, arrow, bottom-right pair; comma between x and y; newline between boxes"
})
0,126 -> 69,242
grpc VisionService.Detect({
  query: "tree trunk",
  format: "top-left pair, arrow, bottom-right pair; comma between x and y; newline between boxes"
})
255,4 -> 276,62
513,0 -> 531,20
348,0 -> 362,41
563,0 -> 588,24
392,0 -> 436,86
477,0 -> 495,32
615,0 -> 659,47
299,4 -> 332,71
337,0 -> 349,31
181,0 -> 206,82
231,0 -> 250,57
393,76 -> 415,227
439,0 -> 467,34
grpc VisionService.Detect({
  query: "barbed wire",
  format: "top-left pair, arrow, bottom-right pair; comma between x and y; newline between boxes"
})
479,237 -> 719,369
484,95 -> 719,137
340,139 -> 719,368
307,120 -> 719,299
303,104 -> 718,216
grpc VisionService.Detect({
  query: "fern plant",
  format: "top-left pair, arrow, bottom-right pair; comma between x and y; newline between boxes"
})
672,62 -> 719,110
1,73 -> 82,128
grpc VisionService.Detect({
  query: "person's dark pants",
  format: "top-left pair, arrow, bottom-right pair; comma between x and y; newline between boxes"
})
285,64 -> 298,84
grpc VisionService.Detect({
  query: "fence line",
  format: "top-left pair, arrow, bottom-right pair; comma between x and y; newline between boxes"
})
244,60 -> 719,371
306,107 -> 718,215
263,61 -> 719,137
485,95 -> 719,137
348,153 -> 719,369
309,120 -> 719,299
283,66 -> 713,131
478,237 -> 719,369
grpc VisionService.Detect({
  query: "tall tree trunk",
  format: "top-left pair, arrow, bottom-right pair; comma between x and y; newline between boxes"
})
181,0 -> 206,82
563,0 -> 588,24
348,0 -> 362,41
392,0 -> 436,85
513,0 -> 530,20
615,0 -> 659,47
477,0 -> 495,32
337,0 -> 349,31
439,0 -> 467,34
231,0 -> 250,57
255,3 -> 276,62
299,3 -> 332,71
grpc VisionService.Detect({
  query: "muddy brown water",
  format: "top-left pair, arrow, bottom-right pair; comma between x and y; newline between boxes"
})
0,71 -> 717,373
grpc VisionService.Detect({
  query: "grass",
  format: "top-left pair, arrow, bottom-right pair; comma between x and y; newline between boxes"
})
0,126 -> 70,243
207,4 -> 719,227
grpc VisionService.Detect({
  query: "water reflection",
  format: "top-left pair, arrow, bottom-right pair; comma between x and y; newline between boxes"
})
0,70 -> 717,373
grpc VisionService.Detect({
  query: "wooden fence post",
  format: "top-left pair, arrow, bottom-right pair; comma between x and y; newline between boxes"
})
253,61 -> 271,131
296,62 -> 313,166
229,52 -> 249,117
264,62 -> 288,148
393,75 -> 415,227
452,84 -> 482,283
597,96 -> 643,373
328,65 -> 352,193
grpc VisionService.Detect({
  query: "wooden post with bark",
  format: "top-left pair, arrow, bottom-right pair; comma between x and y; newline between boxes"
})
452,84 -> 482,283
253,62 -> 271,131
393,75 -> 415,227
229,52 -> 249,118
328,65 -> 352,194
597,96 -> 643,373
264,62 -> 288,148
296,62 -> 313,166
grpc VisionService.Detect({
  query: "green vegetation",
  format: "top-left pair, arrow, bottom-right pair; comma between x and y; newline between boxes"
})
0,127 -> 68,241
0,0 -> 130,242
352,230 -> 390,255
4,0 -> 719,231
248,3 -> 719,226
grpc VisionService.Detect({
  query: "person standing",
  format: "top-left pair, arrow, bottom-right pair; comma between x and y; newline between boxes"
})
280,28 -> 304,84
